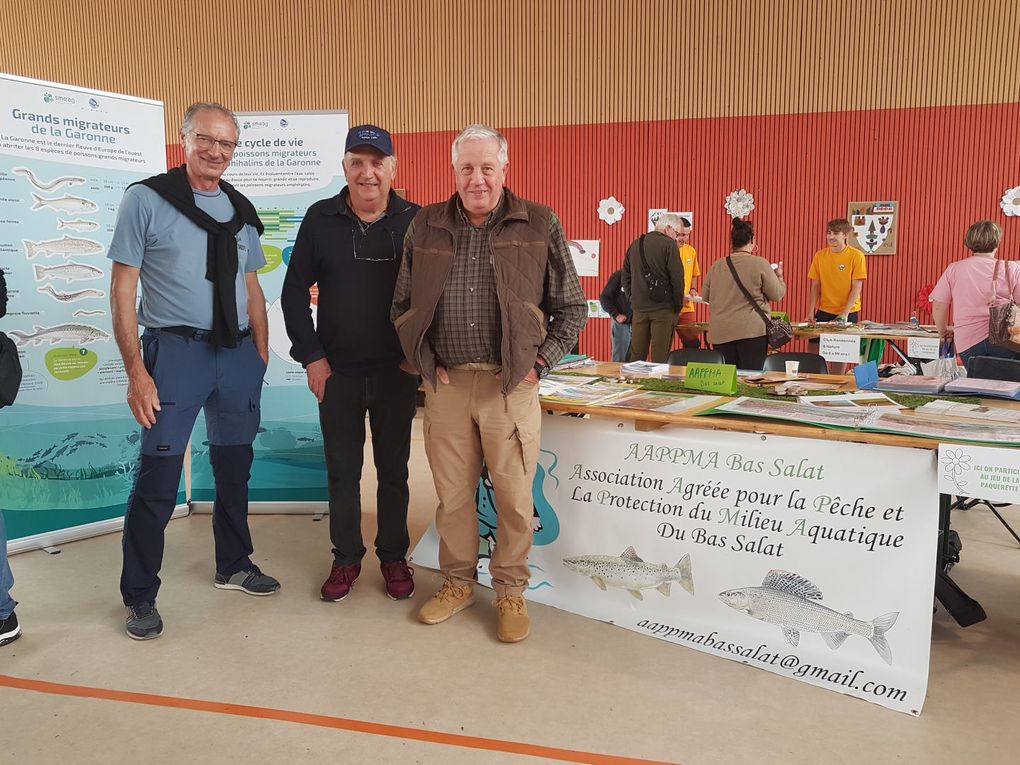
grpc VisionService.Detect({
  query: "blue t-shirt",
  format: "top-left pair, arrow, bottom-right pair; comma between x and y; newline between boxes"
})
108,184 -> 266,329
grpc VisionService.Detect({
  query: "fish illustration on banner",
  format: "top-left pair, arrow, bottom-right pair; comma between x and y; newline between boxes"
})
37,285 -> 106,302
8,323 -> 111,346
33,262 -> 104,283
848,201 -> 898,255
57,217 -> 100,232
29,192 -> 97,214
12,166 -> 86,192
23,235 -> 104,259
718,569 -> 899,665
563,546 -> 694,600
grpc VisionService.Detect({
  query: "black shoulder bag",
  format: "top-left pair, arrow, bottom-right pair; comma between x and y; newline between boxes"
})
724,256 -> 792,349
638,234 -> 673,305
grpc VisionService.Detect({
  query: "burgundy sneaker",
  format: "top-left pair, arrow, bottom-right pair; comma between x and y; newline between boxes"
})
380,560 -> 415,600
320,562 -> 361,602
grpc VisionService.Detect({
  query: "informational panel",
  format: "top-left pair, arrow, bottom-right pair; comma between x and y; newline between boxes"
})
413,415 -> 939,715
190,111 -> 348,503
938,443 -> 1020,503
0,73 -> 166,544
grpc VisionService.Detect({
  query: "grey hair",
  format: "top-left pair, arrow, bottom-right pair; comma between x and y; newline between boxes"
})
655,213 -> 687,232
451,124 -> 508,167
181,102 -> 240,138
343,151 -> 398,171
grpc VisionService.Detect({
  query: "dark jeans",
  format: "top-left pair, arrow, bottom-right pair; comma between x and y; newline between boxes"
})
120,332 -> 265,607
714,335 -> 769,370
959,338 -> 1019,368
319,366 -> 419,565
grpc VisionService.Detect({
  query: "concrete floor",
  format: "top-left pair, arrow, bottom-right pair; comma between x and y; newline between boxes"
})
2,420 -> 1019,764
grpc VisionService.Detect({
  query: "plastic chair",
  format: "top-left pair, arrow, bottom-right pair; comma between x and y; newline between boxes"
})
762,352 -> 829,374
666,348 -> 725,366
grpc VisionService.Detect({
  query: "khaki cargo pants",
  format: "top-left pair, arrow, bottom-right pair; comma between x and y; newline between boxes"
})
423,365 -> 541,598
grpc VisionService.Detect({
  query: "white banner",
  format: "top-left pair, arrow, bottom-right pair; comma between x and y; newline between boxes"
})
191,110 -> 349,503
938,443 -> 1020,503
412,415 -> 939,714
819,333 -> 860,363
0,73 -> 167,542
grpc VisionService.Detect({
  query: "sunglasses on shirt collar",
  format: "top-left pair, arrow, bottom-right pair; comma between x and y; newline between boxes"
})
352,220 -> 400,262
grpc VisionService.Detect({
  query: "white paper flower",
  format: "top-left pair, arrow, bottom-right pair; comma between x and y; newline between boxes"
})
1000,186 -> 1020,216
598,196 -> 625,225
725,188 -> 755,218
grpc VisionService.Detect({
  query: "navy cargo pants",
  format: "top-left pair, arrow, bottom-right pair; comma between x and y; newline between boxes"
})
120,328 -> 266,607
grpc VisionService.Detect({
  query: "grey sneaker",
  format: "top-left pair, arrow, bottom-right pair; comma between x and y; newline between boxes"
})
126,601 -> 163,641
214,564 -> 281,596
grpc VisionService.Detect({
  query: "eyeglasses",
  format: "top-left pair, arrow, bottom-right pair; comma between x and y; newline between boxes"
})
190,132 -> 239,153
352,220 -> 400,262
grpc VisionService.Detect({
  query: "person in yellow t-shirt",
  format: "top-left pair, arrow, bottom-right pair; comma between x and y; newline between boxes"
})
805,218 -> 867,323
805,218 -> 867,373
674,217 -> 703,349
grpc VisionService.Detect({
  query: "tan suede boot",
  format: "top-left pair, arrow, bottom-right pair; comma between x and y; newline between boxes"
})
494,595 -> 530,642
417,579 -> 475,625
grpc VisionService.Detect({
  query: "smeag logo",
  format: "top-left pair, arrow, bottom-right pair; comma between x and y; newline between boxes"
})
89,98 -> 99,109
279,118 -> 289,128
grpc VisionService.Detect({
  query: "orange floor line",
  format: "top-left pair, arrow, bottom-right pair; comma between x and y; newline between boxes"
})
0,674 -> 680,765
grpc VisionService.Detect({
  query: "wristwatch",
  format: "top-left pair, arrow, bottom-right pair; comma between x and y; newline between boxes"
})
533,361 -> 550,379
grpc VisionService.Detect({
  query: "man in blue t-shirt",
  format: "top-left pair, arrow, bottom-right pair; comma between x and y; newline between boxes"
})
109,102 -> 277,641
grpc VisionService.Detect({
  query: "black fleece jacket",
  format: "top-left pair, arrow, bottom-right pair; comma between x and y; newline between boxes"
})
281,189 -> 420,375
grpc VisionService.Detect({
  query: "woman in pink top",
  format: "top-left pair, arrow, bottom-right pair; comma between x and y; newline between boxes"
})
930,221 -> 1020,367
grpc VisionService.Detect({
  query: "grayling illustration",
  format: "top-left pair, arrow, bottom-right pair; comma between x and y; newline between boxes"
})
718,570 -> 899,665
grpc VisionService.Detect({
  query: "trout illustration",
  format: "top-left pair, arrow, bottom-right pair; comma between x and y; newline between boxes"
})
563,546 -> 694,600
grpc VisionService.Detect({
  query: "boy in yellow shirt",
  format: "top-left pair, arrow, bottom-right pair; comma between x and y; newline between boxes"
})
674,218 -> 703,349
806,218 -> 867,323
805,218 -> 867,372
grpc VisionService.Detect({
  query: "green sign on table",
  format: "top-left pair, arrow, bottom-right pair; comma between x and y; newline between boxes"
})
684,362 -> 738,395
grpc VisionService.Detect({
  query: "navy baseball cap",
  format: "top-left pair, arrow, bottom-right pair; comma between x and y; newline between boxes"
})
345,124 -> 394,156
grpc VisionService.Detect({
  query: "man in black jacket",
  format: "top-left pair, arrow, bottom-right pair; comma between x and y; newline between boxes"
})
621,214 -> 686,362
281,125 -> 421,603
599,269 -> 632,362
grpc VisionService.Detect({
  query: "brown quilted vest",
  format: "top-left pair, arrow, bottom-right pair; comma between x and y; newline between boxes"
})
394,188 -> 551,395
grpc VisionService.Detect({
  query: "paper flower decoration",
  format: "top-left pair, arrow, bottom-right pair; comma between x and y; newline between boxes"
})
597,196 -> 625,225
1000,186 -> 1020,216
724,188 -> 755,218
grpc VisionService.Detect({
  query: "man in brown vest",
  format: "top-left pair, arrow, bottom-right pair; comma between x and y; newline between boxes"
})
392,124 -> 586,642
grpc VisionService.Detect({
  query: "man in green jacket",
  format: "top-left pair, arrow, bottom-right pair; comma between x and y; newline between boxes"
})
621,214 -> 687,362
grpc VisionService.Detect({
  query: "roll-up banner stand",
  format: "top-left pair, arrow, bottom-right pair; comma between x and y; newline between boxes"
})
0,73 -> 172,552
190,111 -> 348,515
